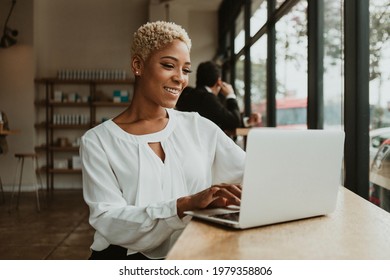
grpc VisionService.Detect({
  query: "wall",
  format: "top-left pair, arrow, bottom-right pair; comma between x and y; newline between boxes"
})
0,0 -> 35,189
34,0 -> 148,77
149,0 -> 219,87
187,10 -> 219,82
0,0 -> 220,189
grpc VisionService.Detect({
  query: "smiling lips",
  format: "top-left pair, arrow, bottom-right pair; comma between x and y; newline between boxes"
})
164,86 -> 181,95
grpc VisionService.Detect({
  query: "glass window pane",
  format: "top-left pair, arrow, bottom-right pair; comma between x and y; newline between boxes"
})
250,0 -> 267,37
324,0 -> 344,130
369,0 -> 390,211
369,0 -> 390,131
235,55 -> 245,111
250,35 -> 267,126
234,7 -> 245,54
275,1 -> 308,128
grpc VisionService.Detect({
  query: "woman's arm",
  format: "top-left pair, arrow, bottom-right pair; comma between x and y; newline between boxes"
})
176,120 -> 246,218
80,134 -> 187,252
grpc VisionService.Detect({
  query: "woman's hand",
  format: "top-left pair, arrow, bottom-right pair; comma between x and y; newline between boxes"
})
177,184 -> 242,218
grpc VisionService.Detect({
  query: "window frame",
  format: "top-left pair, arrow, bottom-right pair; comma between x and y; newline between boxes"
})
218,0 -> 370,199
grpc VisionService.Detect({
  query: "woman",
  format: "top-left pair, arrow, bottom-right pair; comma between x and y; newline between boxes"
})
80,21 -> 245,260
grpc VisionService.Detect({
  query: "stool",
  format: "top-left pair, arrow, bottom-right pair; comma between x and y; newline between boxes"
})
9,153 -> 43,212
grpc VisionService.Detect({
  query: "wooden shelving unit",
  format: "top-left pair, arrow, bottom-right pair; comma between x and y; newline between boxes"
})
34,77 -> 133,190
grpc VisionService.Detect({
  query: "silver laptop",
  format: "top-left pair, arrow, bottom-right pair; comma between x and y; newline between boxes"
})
184,128 -> 345,229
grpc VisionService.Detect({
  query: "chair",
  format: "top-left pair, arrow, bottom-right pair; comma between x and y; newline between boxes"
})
9,153 -> 43,212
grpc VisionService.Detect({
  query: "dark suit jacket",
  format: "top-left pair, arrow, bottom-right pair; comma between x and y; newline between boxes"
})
176,86 -> 241,131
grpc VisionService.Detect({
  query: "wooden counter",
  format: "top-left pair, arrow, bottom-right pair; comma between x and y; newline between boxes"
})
167,187 -> 390,259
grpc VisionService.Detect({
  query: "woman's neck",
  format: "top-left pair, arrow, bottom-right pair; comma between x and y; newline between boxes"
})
112,92 -> 169,135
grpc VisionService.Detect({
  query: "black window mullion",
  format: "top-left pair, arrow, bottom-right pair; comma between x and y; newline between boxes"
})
344,0 -> 370,198
244,0 -> 252,116
307,0 -> 324,129
230,21 -> 236,86
267,0 -> 276,127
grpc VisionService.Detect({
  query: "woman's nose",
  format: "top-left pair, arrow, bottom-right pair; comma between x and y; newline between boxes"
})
173,71 -> 186,84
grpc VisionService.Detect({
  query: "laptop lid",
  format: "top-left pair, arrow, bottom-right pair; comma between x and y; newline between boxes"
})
239,128 -> 345,228
185,129 -> 345,229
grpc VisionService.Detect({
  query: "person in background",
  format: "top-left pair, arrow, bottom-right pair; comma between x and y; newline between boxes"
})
80,21 -> 245,260
175,61 -> 261,135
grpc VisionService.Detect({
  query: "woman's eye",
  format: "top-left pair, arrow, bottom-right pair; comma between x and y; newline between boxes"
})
161,63 -> 191,75
161,63 -> 174,69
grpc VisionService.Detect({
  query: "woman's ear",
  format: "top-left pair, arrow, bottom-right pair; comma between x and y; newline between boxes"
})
131,55 -> 143,76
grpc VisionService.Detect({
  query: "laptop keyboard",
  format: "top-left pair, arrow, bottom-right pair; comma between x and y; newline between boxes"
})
210,211 -> 240,222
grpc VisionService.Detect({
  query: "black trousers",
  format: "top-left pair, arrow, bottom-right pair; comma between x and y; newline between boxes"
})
89,245 -> 161,260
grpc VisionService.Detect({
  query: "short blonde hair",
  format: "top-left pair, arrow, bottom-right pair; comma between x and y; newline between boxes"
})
131,21 -> 192,60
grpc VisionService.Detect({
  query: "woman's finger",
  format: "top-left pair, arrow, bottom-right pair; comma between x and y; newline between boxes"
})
214,184 -> 242,198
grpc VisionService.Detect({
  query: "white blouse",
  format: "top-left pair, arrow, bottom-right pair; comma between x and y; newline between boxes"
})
80,109 -> 246,259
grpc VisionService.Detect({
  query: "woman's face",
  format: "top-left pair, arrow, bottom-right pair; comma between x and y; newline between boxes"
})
136,39 -> 191,109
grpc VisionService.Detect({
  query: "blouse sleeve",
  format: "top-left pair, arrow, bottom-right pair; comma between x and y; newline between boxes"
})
80,133 -> 188,252
211,122 -> 246,185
